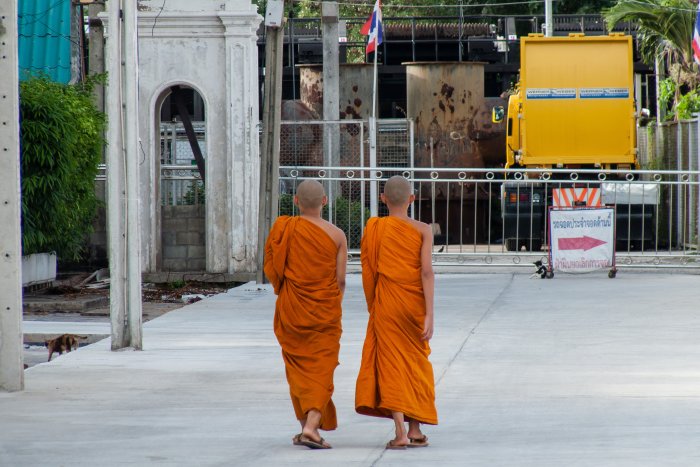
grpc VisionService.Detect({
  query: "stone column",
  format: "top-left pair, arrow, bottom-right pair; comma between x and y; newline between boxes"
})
221,11 -> 263,273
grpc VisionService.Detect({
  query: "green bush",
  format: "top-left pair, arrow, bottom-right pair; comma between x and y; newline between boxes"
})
20,75 -> 105,260
182,180 -> 205,205
278,194 -> 369,248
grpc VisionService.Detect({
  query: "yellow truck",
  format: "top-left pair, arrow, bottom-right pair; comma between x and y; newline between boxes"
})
494,33 -> 655,251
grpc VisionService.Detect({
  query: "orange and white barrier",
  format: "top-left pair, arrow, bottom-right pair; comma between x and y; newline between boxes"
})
552,188 -> 601,208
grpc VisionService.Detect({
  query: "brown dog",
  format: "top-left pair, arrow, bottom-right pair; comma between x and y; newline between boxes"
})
45,334 -> 86,362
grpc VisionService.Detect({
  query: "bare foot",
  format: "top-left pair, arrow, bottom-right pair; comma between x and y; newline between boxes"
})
389,411 -> 409,448
300,409 -> 331,448
388,435 -> 409,448
407,420 -> 425,441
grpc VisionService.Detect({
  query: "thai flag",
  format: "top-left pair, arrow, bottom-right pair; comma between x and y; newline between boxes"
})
694,2 -> 700,65
360,0 -> 383,54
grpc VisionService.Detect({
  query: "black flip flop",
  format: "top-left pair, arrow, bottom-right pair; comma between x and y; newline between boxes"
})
407,435 -> 429,448
299,434 -> 332,449
385,440 -> 408,450
292,433 -> 303,445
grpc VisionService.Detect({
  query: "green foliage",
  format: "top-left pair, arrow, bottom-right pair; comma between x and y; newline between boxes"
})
655,77 -> 700,120
20,75 -> 105,260
605,0 -> 696,76
674,88 -> 700,120
252,1 -> 617,62
251,0 -> 616,18
658,77 -> 676,120
279,193 -> 296,217
182,181 -> 205,205
278,194 -> 369,248
327,196 -> 370,249
605,0 -> 699,120
167,279 -> 186,289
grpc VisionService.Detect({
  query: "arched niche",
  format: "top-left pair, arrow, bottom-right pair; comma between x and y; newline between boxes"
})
153,83 -> 208,272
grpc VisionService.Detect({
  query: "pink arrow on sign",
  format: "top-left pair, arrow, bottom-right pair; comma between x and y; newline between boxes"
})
558,235 -> 606,251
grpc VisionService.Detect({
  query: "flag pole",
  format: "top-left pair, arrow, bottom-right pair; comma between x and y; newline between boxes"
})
369,27 -> 379,217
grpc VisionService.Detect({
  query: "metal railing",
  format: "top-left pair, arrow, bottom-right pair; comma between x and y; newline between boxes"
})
160,165 -> 204,206
278,166 -> 700,270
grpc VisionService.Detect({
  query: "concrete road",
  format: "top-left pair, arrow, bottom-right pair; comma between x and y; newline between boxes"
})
1,272 -> 699,466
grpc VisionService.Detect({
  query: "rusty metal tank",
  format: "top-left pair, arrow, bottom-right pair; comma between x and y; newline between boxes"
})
297,63 -> 375,119
296,64 -> 375,166
405,62 -> 504,169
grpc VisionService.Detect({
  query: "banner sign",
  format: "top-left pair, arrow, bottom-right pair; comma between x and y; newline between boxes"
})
525,88 -> 630,100
526,88 -> 576,99
579,87 -> 630,99
549,207 -> 615,273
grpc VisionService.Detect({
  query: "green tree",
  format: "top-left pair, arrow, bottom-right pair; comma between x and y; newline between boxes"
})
20,75 -> 105,260
605,0 -> 698,118
253,0 -> 616,17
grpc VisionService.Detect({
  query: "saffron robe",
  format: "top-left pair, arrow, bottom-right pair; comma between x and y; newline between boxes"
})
355,216 -> 438,425
264,216 -> 343,431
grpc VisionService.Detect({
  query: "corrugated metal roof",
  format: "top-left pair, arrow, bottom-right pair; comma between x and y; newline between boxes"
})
18,0 -> 72,83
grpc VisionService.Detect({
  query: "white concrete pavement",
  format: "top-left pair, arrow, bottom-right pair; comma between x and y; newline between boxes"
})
1,272 -> 699,466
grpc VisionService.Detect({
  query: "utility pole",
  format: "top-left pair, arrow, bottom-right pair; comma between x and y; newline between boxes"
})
105,0 -> 143,349
70,2 -> 82,83
256,0 -> 285,283
0,0 -> 24,392
322,2 -> 340,216
544,0 -> 553,37
88,2 -> 106,114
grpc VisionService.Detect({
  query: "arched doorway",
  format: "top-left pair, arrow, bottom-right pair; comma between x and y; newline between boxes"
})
155,85 -> 207,272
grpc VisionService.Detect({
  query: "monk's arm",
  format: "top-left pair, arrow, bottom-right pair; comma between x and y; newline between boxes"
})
263,236 -> 282,294
336,234 -> 348,295
360,232 -> 377,310
420,224 -> 435,341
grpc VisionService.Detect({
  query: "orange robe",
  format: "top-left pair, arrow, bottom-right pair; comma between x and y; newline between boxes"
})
264,216 -> 343,431
355,216 -> 438,425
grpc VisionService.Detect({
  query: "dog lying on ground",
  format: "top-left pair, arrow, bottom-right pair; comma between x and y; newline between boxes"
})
45,334 -> 87,362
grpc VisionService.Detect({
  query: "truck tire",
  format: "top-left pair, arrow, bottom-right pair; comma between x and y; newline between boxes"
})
505,239 -> 518,251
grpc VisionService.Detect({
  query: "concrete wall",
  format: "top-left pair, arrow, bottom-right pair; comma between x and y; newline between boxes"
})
161,205 -> 206,272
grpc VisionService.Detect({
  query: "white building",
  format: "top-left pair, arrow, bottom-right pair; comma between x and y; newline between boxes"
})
104,0 -> 262,280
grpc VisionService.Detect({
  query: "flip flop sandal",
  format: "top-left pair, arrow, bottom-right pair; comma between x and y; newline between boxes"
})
407,435 -> 429,448
292,433 -> 303,445
385,440 -> 408,450
299,434 -> 332,449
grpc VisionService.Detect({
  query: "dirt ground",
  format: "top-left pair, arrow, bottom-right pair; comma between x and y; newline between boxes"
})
23,275 -> 239,368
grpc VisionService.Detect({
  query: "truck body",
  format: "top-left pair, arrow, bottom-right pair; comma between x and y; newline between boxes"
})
506,33 -> 637,170
500,33 -> 655,251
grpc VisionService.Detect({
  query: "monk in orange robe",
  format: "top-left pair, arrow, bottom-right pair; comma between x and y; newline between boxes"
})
355,175 -> 437,449
264,179 -> 347,450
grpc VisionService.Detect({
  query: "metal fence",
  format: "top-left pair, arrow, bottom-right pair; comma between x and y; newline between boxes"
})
279,119 -> 413,247
160,122 -> 205,206
279,119 -> 700,270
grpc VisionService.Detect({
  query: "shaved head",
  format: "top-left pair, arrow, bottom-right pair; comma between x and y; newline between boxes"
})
383,175 -> 412,206
296,179 -> 326,209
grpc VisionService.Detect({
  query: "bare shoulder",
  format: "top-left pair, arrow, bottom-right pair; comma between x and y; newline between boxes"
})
406,218 -> 432,238
316,218 -> 347,247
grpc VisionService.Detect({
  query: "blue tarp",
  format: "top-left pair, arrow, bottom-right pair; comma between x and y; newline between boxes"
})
18,0 -> 72,83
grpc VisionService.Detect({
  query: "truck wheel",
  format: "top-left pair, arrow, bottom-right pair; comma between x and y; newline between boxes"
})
505,239 -> 518,251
